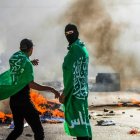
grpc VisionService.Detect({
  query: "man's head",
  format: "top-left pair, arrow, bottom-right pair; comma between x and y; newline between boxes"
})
65,23 -> 79,45
20,39 -> 33,56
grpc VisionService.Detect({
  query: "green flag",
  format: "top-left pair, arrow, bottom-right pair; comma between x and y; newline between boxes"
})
62,39 -> 92,137
0,51 -> 34,100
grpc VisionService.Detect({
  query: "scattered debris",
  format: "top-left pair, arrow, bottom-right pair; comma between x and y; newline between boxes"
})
9,121 -> 14,129
104,108 -> 109,112
97,120 -> 115,126
40,115 -> 64,123
129,128 -> 140,135
105,112 -> 115,116
90,108 -> 119,119
89,112 -> 97,119
96,114 -> 103,116
9,121 -> 29,129
109,110 -> 114,113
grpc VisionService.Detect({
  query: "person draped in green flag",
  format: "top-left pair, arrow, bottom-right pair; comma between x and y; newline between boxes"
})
59,24 -> 92,140
0,38 -> 60,140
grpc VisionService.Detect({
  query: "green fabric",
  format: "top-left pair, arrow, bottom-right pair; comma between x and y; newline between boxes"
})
62,39 -> 92,137
0,51 -> 34,100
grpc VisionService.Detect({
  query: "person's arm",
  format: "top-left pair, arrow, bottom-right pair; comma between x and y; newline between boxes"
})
29,81 -> 60,98
59,92 -> 65,104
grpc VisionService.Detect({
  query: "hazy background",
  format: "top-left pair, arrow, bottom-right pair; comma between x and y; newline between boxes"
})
0,0 -> 140,88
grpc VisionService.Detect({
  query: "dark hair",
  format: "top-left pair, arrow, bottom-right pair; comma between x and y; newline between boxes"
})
20,38 -> 33,52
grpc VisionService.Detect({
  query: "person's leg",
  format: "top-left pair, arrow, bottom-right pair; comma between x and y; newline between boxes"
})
24,103 -> 44,140
77,137 -> 92,140
6,106 -> 24,140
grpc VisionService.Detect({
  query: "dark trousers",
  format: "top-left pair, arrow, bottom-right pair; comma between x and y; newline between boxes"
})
77,137 -> 92,140
6,102 -> 44,140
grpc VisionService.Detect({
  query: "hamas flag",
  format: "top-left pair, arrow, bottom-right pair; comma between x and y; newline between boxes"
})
62,39 -> 92,137
0,51 -> 34,100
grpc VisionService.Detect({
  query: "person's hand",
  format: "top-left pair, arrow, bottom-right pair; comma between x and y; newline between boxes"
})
54,92 -> 60,99
59,93 -> 65,104
31,59 -> 39,66
51,88 -> 60,99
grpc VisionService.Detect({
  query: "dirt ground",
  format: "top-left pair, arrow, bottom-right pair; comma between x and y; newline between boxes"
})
0,92 -> 140,140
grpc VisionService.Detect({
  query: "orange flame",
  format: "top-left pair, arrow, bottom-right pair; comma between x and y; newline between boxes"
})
30,90 -> 47,114
0,111 -> 12,122
52,109 -> 64,118
30,90 -> 64,118
0,112 -> 5,122
0,90 -> 63,122
131,98 -> 140,106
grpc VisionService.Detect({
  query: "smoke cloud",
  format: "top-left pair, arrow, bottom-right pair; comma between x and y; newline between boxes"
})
1,0 -> 140,88
61,0 -> 140,89
0,0 -> 72,81
0,0 -> 73,112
